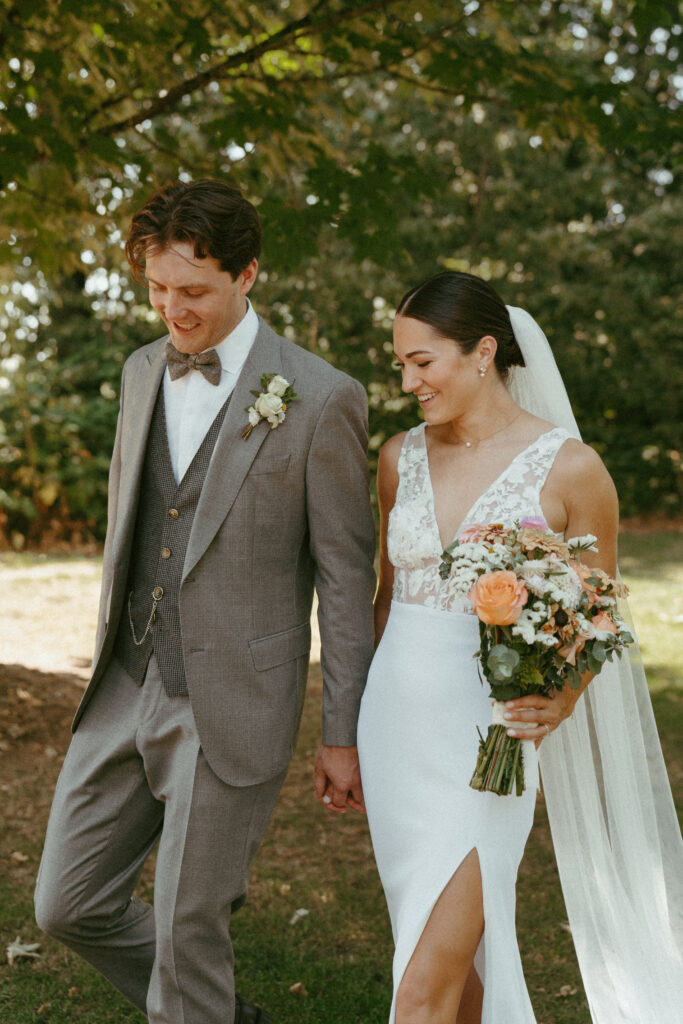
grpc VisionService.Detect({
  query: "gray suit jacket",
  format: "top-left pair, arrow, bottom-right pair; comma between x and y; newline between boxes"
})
74,318 -> 376,786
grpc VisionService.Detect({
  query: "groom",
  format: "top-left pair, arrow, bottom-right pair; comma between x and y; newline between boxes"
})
34,179 -> 376,1023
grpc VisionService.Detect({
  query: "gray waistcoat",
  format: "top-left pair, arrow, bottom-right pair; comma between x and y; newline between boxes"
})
114,385 -> 230,696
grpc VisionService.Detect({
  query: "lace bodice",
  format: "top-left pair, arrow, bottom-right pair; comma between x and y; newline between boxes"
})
388,423 -> 570,612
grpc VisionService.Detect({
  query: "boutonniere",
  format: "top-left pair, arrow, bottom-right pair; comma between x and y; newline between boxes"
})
241,373 -> 299,440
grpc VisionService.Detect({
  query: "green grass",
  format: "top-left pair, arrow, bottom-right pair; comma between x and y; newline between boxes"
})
618,531 -> 683,691
1,531 -> 680,1022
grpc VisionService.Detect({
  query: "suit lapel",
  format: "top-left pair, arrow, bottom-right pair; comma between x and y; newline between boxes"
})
183,322 -> 283,581
110,341 -> 166,568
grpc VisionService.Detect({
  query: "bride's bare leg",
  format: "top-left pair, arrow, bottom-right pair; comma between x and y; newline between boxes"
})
395,849 -> 484,1024
457,966 -> 484,1024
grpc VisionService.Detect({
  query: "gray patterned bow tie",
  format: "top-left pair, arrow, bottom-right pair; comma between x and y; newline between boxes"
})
165,341 -> 222,386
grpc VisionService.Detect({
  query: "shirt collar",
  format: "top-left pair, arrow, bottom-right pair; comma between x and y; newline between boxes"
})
212,298 -> 259,376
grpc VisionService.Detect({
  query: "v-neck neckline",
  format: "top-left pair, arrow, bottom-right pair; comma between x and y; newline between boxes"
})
420,423 -> 561,551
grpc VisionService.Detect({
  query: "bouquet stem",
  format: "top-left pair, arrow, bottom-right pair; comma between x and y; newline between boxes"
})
469,724 -> 525,796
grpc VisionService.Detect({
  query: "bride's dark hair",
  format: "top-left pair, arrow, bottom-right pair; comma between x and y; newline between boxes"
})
396,271 -> 525,379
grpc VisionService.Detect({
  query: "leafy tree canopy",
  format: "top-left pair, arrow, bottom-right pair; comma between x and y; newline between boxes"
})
0,0 -> 681,546
0,0 -> 680,275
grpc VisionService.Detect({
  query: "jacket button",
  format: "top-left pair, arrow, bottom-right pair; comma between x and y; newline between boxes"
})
168,508 -> 179,519
152,586 -> 164,600
161,547 -> 172,559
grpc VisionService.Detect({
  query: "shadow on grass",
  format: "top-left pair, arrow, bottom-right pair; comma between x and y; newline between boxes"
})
1,565 -> 681,1022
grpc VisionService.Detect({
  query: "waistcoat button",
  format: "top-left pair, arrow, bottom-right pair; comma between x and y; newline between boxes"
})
168,508 -> 179,519
152,586 -> 164,600
161,547 -> 172,559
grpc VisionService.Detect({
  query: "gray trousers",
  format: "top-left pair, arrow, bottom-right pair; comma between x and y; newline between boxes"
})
35,657 -> 286,1023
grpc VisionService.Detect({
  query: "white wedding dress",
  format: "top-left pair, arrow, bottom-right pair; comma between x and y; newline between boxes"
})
358,421 -> 572,1023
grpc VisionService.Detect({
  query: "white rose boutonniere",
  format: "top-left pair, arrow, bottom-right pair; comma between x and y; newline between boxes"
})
242,373 -> 299,439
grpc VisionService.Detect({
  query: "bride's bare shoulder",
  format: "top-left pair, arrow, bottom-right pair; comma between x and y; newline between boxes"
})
379,430 -> 409,468
553,437 -> 618,503
376,431 -> 410,506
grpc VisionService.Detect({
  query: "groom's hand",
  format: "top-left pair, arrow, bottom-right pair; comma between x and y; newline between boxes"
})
314,744 -> 365,814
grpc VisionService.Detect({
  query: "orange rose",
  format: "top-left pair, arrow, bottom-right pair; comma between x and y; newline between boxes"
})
592,611 -> 617,635
468,571 -> 528,626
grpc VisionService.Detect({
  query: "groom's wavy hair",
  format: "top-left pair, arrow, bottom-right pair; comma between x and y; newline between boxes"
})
396,271 -> 525,380
125,179 -> 262,282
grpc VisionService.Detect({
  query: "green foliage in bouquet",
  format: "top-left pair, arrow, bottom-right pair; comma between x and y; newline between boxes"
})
439,520 -> 634,795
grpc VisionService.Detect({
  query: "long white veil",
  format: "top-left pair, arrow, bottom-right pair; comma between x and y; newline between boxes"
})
506,306 -> 683,1024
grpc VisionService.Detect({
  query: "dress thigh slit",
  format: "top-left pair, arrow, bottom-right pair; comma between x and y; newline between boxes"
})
358,603 -> 539,1023
391,845 -> 483,1022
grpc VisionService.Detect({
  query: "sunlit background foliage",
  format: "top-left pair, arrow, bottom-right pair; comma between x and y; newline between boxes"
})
0,0 -> 681,547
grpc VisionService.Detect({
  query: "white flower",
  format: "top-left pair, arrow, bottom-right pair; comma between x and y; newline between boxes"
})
511,610 -> 539,645
535,631 -> 561,647
519,560 -> 554,597
447,567 -> 479,596
567,533 -> 598,553
267,374 -> 289,397
524,574 -> 548,597
266,408 -> 286,429
453,541 -> 506,568
546,566 -> 583,609
511,606 -> 548,644
255,392 -> 284,419
241,372 -> 299,439
575,612 -> 593,634
520,558 -> 554,574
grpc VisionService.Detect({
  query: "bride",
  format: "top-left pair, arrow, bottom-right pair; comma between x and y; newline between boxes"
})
357,270 -> 683,1024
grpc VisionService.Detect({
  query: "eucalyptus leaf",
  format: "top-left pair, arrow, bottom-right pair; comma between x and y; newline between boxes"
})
488,644 -> 520,682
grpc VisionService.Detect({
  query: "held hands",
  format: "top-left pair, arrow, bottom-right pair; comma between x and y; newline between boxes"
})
314,744 -> 366,814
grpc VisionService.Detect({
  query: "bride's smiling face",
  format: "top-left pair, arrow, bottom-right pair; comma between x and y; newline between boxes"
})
393,315 -> 484,422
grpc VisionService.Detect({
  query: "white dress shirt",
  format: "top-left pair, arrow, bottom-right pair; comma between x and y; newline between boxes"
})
163,299 -> 259,482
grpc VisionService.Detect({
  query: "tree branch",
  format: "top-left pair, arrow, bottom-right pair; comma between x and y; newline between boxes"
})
97,0 -> 402,136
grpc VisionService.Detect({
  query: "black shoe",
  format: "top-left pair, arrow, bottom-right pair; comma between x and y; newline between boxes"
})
234,994 -> 273,1024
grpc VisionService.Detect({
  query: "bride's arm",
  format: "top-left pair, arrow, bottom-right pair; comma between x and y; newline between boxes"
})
506,441 -> 620,739
560,440 -> 619,577
373,435 -> 403,648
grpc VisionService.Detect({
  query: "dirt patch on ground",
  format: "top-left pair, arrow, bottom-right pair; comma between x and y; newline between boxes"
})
0,556 -> 324,926
0,661 -> 86,943
1,559 -> 101,682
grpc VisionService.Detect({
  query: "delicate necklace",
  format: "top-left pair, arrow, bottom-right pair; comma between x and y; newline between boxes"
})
457,409 -> 523,449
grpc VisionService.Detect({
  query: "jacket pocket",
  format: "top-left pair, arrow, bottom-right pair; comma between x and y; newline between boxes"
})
248,620 -> 311,671
250,453 -> 291,475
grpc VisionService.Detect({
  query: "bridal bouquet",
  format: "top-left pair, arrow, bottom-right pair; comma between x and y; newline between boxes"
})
438,518 -> 633,796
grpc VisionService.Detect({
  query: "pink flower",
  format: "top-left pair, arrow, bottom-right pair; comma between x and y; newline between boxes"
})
519,517 -> 548,530
468,571 -> 528,626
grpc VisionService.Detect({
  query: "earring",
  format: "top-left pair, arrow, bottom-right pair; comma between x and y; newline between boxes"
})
478,365 -> 487,378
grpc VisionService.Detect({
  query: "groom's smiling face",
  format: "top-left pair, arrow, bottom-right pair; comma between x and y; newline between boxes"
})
145,241 -> 258,354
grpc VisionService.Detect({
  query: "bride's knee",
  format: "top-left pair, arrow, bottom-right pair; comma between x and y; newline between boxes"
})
396,962 -> 460,1022
396,976 -> 435,1021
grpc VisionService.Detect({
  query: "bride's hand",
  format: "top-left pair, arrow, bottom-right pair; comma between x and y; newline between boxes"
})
502,684 -> 582,745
